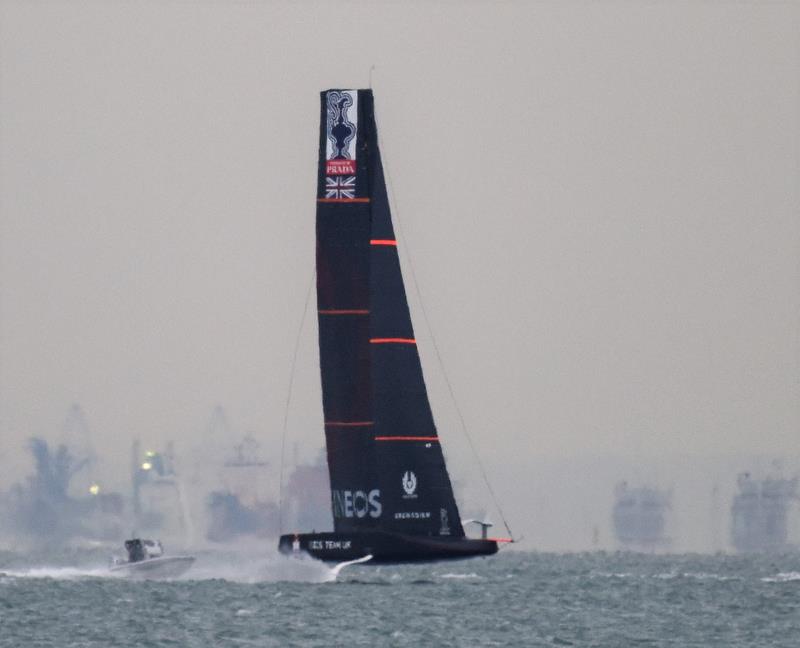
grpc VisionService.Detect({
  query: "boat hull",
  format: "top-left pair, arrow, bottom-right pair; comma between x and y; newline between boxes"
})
110,556 -> 195,579
278,531 -> 498,564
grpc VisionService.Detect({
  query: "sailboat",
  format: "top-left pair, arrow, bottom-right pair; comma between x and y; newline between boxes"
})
278,89 -> 506,563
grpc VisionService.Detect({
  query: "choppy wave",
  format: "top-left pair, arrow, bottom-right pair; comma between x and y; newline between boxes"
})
592,570 -> 741,581
761,571 -> 800,583
2,551 -> 800,647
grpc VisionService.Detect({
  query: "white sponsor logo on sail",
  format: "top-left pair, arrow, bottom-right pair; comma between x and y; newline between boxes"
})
440,508 -> 451,535
402,471 -> 418,498
394,511 -> 431,520
325,90 -> 358,175
332,489 -> 382,518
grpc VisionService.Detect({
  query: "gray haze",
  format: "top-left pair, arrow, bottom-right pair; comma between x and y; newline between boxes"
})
1,1 -> 798,551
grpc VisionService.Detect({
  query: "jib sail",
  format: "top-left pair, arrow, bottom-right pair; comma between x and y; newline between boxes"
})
316,89 -> 464,538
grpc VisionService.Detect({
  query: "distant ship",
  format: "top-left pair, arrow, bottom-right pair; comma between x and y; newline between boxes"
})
282,449 -> 332,535
612,482 -> 671,551
131,441 -> 193,545
730,472 -> 798,553
1,405 -> 124,545
277,89 -> 508,563
206,435 -> 278,542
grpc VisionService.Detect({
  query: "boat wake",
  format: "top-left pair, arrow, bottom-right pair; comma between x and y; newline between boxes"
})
182,551 -> 371,584
1,552 -> 373,584
330,554 -> 373,578
1,566 -> 122,580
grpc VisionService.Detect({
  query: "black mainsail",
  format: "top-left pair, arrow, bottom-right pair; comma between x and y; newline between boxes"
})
279,90 -> 498,562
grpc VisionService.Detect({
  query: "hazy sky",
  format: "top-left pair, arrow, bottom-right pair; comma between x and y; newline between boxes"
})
1,1 -> 798,542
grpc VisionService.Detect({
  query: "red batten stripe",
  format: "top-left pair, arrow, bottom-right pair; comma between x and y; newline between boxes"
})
317,198 -> 370,203
370,239 -> 397,246
487,537 -> 514,543
318,309 -> 370,315
325,421 -> 374,427
369,338 -> 416,344
374,436 -> 439,442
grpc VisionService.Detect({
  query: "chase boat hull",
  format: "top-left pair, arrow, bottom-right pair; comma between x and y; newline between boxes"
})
110,556 -> 195,579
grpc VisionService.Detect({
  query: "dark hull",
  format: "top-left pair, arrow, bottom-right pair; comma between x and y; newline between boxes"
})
278,531 -> 498,564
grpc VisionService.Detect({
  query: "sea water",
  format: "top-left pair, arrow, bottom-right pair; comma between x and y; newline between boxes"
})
0,549 -> 798,647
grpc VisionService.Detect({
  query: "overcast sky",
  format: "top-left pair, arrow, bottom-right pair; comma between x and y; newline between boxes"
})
0,1 -> 798,546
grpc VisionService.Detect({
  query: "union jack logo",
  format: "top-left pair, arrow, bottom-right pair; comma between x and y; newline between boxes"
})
325,176 -> 356,199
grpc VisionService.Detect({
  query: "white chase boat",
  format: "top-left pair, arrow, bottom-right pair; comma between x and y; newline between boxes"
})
110,538 -> 195,579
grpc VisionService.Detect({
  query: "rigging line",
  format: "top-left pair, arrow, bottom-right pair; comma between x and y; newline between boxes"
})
376,115 -> 515,542
277,266 -> 316,535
